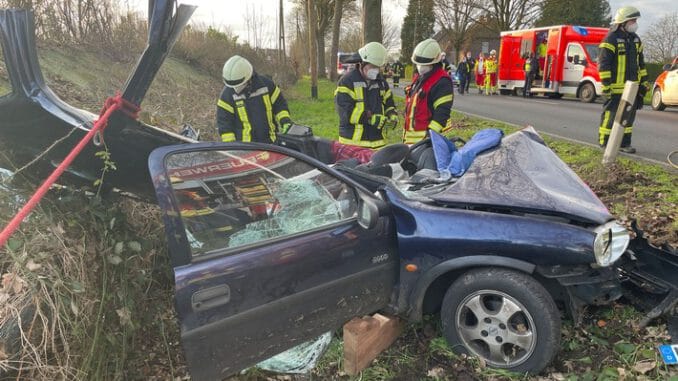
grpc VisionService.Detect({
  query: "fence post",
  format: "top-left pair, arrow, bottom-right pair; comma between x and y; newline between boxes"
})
603,80 -> 639,165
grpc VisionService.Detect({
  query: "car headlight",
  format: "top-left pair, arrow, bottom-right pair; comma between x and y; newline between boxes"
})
593,221 -> 630,266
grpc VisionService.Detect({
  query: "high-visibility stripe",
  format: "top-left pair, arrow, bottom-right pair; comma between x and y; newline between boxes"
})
275,110 -> 290,123
221,132 -> 235,142
406,91 -> 418,131
338,136 -> 385,148
180,208 -> 214,217
349,86 -> 365,125
624,126 -> 633,134
403,130 -> 427,144
433,94 -> 453,109
599,110 -> 611,145
335,86 -> 356,99
262,94 -> 277,142
384,89 -> 392,100
235,101 -> 252,142
639,68 -> 647,77
428,120 -> 444,133
271,86 -> 281,104
384,106 -> 396,114
599,42 -> 615,52
217,99 -> 234,113
599,71 -> 611,79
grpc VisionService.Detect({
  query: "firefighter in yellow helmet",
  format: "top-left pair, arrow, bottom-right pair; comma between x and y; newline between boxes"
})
402,38 -> 454,145
484,49 -> 498,95
334,42 -> 397,148
597,6 -> 648,153
217,55 -> 293,143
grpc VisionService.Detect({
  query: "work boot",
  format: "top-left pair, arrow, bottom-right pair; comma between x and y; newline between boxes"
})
619,146 -> 636,154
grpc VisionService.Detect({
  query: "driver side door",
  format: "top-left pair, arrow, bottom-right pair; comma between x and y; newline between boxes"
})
148,143 -> 398,381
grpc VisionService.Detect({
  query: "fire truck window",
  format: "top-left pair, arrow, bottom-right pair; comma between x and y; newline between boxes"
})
0,43 -> 11,97
567,44 -> 585,64
165,149 -> 358,257
585,44 -> 600,64
520,38 -> 533,57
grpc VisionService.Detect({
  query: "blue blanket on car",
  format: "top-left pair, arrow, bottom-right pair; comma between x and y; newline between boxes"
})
431,128 -> 504,177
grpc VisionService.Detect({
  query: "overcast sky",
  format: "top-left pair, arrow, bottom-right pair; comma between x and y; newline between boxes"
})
132,0 -> 673,46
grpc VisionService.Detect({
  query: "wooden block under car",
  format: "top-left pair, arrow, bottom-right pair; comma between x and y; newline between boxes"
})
343,313 -> 403,375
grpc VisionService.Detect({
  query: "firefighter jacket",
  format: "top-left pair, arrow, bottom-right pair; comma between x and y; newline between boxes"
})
392,61 -> 404,77
598,28 -> 648,95
484,58 -> 498,74
334,68 -> 397,148
524,56 -> 538,75
457,60 -> 471,78
403,65 -> 454,144
217,73 -> 292,143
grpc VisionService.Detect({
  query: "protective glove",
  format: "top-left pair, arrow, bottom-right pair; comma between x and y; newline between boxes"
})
386,113 -> 399,129
280,122 -> 293,134
369,114 -> 387,130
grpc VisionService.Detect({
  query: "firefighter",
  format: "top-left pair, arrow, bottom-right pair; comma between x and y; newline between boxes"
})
597,6 -> 648,153
484,49 -> 498,95
537,36 -> 547,78
465,51 -> 476,93
402,39 -> 454,145
523,52 -> 538,97
217,55 -> 293,143
334,41 -> 397,149
475,53 -> 485,94
392,60 -> 404,88
457,54 -> 471,95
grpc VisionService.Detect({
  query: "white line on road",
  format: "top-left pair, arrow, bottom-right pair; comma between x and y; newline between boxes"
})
533,100 -> 559,105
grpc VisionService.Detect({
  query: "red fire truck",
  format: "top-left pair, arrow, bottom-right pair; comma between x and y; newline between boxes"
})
498,25 -> 608,102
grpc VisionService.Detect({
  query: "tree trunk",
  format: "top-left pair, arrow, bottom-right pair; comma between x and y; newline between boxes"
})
329,0 -> 344,82
307,0 -> 318,99
362,0 -> 382,44
317,33 -> 327,79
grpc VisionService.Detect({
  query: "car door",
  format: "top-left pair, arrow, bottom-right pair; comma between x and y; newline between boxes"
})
148,143 -> 398,381
664,63 -> 678,104
562,43 -> 585,92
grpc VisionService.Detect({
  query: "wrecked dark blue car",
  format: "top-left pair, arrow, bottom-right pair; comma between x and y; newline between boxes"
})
148,127 -> 630,379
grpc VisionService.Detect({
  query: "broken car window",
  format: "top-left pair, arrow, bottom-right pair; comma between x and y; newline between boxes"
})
165,149 -> 358,257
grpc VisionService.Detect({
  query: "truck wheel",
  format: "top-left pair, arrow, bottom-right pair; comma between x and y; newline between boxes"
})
440,268 -> 560,374
579,82 -> 596,103
500,89 -> 511,95
651,88 -> 666,111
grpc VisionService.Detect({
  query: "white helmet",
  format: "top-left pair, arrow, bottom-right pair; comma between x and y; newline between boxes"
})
358,42 -> 388,67
222,55 -> 253,88
490,49 -> 497,55
411,38 -> 442,65
612,6 -> 641,24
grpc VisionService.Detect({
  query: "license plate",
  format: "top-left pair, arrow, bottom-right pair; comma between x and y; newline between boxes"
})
659,344 -> 678,365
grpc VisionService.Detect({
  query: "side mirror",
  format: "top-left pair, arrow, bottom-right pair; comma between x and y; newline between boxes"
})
663,63 -> 671,71
357,194 -> 381,229
573,54 -> 580,64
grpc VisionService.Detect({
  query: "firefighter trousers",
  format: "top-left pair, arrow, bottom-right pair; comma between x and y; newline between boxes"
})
599,94 -> 636,148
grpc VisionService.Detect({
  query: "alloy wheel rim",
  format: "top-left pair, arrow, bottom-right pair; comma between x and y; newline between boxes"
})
652,90 -> 661,107
455,289 -> 537,368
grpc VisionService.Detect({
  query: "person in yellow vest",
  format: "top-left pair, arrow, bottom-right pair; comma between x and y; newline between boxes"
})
402,39 -> 454,145
537,38 -> 547,78
523,52 -> 538,97
484,49 -> 498,95
334,42 -> 397,148
217,55 -> 293,143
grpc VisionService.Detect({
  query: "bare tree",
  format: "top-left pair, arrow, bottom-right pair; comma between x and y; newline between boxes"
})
642,12 -> 678,64
307,0 -> 319,98
474,0 -> 544,33
329,0 -> 345,81
381,11 -> 400,53
362,0 -> 382,43
434,0 -> 481,60
243,4 -> 276,49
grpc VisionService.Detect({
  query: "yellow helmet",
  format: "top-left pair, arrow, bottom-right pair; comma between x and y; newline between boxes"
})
612,6 -> 641,24
358,42 -> 388,67
411,39 -> 442,65
222,55 -> 253,88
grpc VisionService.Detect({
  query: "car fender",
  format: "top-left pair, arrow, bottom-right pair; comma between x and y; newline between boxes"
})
580,76 -> 601,95
406,255 -> 536,321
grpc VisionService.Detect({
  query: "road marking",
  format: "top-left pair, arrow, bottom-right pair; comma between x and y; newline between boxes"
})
456,110 -> 671,168
533,100 -> 559,105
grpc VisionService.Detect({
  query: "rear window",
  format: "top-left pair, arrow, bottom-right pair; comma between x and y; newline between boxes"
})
585,44 -> 599,63
0,43 -> 11,97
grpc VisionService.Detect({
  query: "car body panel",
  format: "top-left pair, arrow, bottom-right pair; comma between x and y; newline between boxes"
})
653,56 -> 678,107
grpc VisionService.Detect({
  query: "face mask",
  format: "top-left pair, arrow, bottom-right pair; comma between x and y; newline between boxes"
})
365,68 -> 380,80
625,21 -> 638,33
417,65 -> 431,75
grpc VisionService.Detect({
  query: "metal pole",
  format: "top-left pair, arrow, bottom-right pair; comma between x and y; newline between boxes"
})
603,80 -> 639,165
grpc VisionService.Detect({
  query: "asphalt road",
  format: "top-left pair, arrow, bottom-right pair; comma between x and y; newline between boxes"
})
393,84 -> 677,165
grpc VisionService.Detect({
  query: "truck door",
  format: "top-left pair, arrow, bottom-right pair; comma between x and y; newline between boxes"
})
499,35 -> 522,88
562,43 -> 586,94
148,143 -> 398,381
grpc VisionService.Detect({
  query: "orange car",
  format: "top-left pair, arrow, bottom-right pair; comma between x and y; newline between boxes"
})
651,56 -> 678,111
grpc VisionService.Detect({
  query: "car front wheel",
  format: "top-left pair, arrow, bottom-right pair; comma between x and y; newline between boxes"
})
579,82 -> 596,103
440,268 -> 560,374
651,88 -> 666,111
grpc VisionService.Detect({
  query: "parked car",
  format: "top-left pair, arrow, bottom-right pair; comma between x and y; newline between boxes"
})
651,56 -> 678,111
149,127 -> 630,380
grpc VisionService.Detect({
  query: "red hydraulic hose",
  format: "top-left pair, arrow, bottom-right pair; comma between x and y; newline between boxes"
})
0,94 -> 140,248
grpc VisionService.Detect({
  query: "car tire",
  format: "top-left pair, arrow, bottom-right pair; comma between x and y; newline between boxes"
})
579,82 -> 596,103
440,268 -> 560,374
651,88 -> 666,111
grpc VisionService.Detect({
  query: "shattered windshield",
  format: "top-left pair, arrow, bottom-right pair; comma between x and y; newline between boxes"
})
166,149 -> 358,257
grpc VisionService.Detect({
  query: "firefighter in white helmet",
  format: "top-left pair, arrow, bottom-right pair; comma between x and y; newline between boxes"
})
217,55 -> 293,143
402,38 -> 454,145
597,6 -> 647,154
334,41 -> 397,148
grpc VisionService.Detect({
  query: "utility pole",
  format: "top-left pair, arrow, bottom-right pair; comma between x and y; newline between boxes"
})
278,0 -> 286,64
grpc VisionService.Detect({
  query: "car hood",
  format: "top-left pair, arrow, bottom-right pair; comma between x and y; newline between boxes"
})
429,127 -> 612,225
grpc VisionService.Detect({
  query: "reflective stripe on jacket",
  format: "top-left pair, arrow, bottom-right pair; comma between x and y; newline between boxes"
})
334,68 -> 396,148
403,66 -> 454,144
484,58 -> 497,74
216,73 -> 291,143
598,28 -> 648,95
